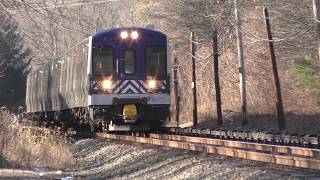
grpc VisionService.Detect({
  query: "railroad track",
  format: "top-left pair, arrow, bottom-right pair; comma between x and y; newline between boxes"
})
95,132 -> 320,171
25,126 -> 320,172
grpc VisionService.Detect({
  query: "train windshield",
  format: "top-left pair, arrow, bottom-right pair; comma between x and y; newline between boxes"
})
92,47 -> 113,76
146,46 -> 166,77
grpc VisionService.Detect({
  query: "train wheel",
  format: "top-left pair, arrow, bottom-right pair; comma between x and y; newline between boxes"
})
90,121 -> 95,132
102,121 -> 109,133
61,121 -> 66,131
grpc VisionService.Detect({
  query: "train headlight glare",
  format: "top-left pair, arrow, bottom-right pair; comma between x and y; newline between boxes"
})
131,31 -> 139,39
120,31 -> 128,39
148,80 -> 156,89
102,79 -> 112,90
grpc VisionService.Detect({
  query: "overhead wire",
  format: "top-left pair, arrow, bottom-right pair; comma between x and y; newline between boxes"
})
5,1 -> 318,65
31,36 -> 89,73
6,0 -> 119,13
15,1 -> 86,61
8,0 -> 110,63
175,3 -> 318,71
227,16 -> 315,43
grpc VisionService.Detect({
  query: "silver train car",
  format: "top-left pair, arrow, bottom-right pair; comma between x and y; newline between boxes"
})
26,27 -> 171,131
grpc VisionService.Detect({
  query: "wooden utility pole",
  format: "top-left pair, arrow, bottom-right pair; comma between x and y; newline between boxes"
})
263,7 -> 286,130
191,32 -> 198,126
173,54 -> 180,127
212,31 -> 223,125
313,0 -> 320,62
234,0 -> 247,125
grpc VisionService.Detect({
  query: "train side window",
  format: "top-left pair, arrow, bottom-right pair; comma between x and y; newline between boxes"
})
92,47 -> 113,76
124,49 -> 136,74
146,46 -> 166,77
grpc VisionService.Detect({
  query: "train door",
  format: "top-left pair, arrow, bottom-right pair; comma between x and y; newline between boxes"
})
116,44 -> 146,94
118,44 -> 140,80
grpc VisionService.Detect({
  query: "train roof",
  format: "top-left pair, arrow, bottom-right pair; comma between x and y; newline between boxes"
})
92,27 -> 166,39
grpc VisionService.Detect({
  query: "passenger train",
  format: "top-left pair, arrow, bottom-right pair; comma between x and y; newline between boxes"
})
26,27 -> 171,131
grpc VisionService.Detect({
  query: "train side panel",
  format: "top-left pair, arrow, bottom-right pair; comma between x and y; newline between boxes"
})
26,39 -> 89,112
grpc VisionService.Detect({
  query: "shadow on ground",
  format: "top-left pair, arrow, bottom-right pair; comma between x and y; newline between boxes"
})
185,112 -> 320,134
0,155 -> 9,168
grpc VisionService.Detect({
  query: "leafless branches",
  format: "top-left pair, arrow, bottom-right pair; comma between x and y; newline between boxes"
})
1,0 -> 319,124
1,0 -> 127,64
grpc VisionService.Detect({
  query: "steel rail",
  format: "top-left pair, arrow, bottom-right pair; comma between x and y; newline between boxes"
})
149,133 -> 320,159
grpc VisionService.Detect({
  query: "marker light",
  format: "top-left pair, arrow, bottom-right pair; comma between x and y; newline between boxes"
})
120,31 -> 128,39
102,79 -> 112,90
131,31 -> 139,39
148,80 -> 156,89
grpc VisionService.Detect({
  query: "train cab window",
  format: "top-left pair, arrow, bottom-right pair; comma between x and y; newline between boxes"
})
146,46 -> 166,77
92,47 -> 113,76
124,49 -> 136,74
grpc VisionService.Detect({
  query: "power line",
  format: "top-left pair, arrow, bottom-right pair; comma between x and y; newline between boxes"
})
5,0 -> 119,13
228,17 -> 315,43
245,24 -> 315,42
31,36 -> 89,73
240,3 -> 306,21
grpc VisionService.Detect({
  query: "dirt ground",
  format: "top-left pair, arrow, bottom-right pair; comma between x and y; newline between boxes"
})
0,139 -> 319,179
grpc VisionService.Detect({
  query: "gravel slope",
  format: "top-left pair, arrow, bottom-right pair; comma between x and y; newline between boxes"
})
70,139 -> 319,180
0,139 -> 319,179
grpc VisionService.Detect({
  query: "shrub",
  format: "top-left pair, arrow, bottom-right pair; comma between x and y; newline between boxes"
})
290,56 -> 320,104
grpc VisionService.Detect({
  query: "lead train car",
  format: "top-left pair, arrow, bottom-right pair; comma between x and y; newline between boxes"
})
26,27 -> 171,131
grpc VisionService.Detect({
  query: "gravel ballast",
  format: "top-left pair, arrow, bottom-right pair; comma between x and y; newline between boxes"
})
0,139 -> 319,179
71,139 -> 319,179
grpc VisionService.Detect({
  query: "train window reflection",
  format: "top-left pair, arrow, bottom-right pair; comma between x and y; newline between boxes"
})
92,47 -> 113,76
146,46 -> 166,77
124,49 -> 136,74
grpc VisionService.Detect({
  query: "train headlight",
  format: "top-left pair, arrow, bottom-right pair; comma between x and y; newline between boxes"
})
102,79 -> 112,90
120,31 -> 128,39
131,31 -> 139,39
148,80 -> 156,89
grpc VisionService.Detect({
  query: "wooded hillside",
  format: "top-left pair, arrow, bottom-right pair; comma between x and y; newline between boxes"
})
1,0 -> 319,132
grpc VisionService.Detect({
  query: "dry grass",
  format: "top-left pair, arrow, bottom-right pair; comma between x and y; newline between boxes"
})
0,112 -> 75,170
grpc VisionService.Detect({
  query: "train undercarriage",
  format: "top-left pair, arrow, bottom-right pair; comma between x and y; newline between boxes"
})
27,104 -> 169,132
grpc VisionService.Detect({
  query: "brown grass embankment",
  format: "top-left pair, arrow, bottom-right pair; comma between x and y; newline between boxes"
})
0,112 -> 75,169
